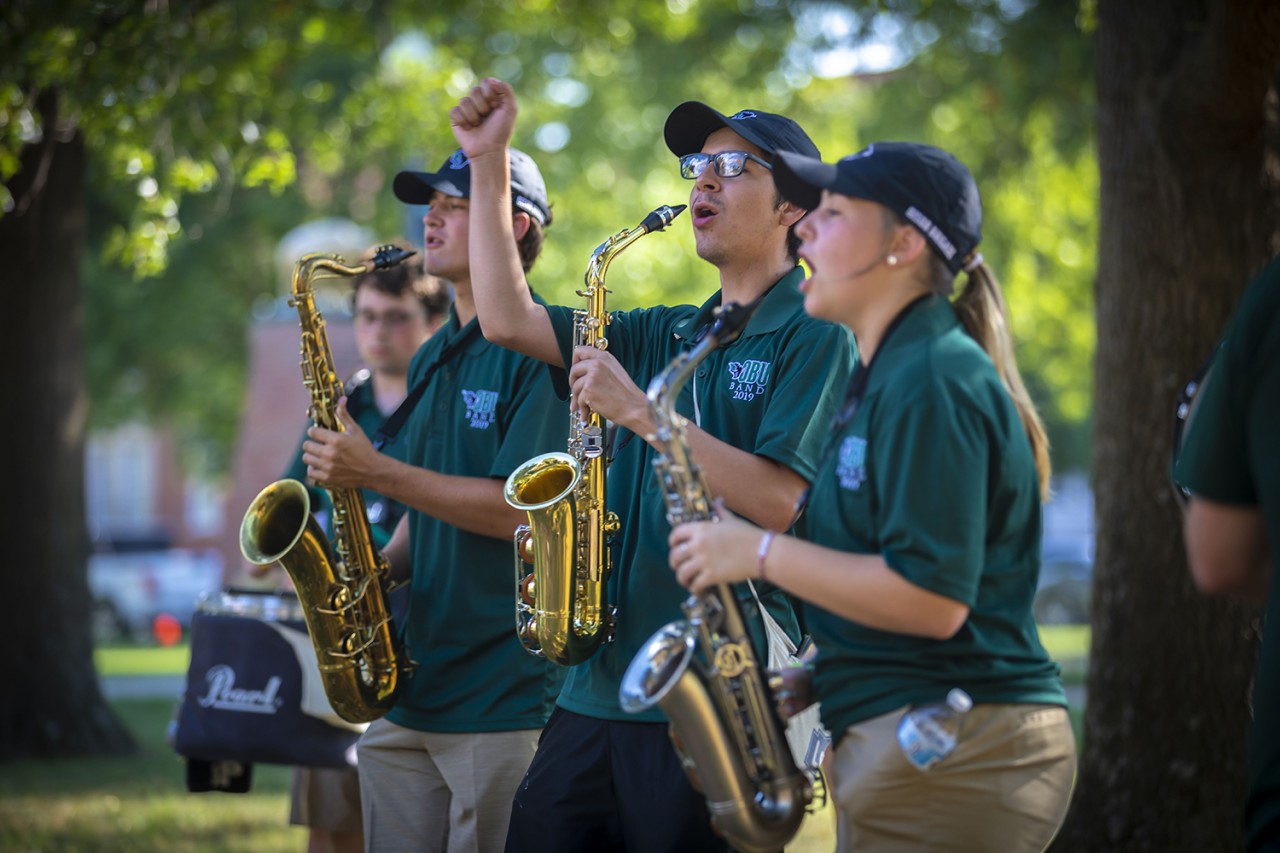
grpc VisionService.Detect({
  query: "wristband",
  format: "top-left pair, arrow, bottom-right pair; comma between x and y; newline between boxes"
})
757,530 -> 776,582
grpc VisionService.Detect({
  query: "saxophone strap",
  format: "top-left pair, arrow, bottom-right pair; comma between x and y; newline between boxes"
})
372,322 -> 483,451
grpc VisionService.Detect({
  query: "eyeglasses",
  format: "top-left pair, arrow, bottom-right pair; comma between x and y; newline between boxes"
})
678,151 -> 773,180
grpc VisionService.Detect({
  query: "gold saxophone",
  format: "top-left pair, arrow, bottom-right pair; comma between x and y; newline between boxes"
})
619,301 -> 812,853
505,204 -> 686,666
239,245 -> 416,724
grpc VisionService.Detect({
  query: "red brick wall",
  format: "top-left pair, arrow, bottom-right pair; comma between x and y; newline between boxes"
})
220,304 -> 359,585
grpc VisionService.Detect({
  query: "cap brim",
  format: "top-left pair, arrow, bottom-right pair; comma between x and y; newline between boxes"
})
664,102 -> 733,157
773,151 -> 838,211
392,170 -> 466,204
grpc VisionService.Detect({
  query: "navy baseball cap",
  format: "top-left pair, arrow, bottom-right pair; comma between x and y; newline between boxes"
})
663,102 -> 820,161
774,142 -> 982,273
393,147 -> 551,227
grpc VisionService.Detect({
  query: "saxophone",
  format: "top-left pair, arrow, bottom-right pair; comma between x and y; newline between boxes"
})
239,245 -> 415,724
619,300 -> 813,853
505,203 -> 686,666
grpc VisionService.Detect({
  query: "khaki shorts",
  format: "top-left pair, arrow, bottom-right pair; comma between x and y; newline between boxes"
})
290,765 -> 362,834
832,702 -> 1077,853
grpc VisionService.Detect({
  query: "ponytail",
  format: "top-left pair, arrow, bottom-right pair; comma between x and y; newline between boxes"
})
951,257 -> 1052,501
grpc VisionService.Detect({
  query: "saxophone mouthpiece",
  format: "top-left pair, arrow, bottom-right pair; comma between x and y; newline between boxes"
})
708,299 -> 759,347
367,244 -> 419,271
641,204 -> 688,234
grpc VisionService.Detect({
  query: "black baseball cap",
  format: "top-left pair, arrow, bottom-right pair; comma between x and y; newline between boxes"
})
774,142 -> 982,273
663,102 -> 820,161
392,147 -> 551,227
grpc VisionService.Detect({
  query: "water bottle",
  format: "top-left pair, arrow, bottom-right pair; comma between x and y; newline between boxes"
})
896,688 -> 973,770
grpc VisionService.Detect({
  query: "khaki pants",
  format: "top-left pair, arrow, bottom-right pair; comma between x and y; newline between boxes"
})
357,718 -> 540,853
290,765 -> 362,833
832,703 -> 1077,853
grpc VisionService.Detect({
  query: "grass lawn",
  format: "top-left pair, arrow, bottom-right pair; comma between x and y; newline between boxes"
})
0,698 -> 304,852
1,628 -> 1090,851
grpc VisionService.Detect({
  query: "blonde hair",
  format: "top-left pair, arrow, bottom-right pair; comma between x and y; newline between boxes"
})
946,254 -> 1052,501
886,203 -> 1050,501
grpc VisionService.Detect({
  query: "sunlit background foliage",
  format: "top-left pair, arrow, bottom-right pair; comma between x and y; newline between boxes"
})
1,0 -> 1095,478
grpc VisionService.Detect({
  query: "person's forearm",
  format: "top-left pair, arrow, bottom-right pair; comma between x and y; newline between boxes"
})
467,151 -> 564,366
364,455 -> 527,540
1184,497 -> 1270,602
664,422 -> 808,532
764,537 -> 969,639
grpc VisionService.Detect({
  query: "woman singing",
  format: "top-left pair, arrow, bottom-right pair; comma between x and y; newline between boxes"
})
666,141 -> 1077,852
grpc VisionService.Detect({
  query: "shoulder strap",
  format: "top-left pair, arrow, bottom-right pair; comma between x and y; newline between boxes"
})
372,323 -> 482,451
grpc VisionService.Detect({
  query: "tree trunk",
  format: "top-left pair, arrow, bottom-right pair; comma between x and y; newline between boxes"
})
1053,1 -> 1280,849
0,87 -> 135,758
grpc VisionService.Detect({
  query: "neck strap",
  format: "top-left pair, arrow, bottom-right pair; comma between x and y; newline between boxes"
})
372,322 -> 482,451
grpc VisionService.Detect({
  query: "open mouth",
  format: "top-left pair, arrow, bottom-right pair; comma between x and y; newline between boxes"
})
691,199 -> 719,227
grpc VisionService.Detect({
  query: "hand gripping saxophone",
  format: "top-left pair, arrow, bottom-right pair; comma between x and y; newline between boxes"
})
239,245 -> 415,724
505,203 -> 686,666
619,300 -> 813,853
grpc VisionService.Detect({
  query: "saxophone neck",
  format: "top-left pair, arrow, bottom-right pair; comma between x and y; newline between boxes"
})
291,245 -> 419,297
647,298 -> 762,424
583,204 -> 688,296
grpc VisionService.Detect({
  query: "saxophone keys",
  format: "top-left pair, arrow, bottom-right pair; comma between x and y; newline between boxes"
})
518,572 -> 537,606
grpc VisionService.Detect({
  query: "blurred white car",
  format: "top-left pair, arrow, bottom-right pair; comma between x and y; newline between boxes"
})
1034,536 -> 1094,625
89,546 -> 225,643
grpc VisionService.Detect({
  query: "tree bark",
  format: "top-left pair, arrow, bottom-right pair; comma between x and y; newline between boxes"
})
0,87 -> 135,758
1053,1 -> 1280,849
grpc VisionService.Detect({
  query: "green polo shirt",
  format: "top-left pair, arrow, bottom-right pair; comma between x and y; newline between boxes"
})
1174,257 -> 1280,847
802,294 -> 1065,741
388,303 -> 568,733
283,372 -> 406,549
544,266 -> 857,723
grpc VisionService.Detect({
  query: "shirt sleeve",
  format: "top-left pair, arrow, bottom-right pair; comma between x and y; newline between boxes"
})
1175,343 -> 1255,505
872,390 -> 991,605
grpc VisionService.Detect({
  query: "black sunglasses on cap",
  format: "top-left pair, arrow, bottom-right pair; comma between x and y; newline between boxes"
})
679,150 -> 773,180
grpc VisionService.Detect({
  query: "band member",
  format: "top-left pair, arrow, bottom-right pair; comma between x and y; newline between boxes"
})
275,250 -> 447,853
302,150 -> 568,853
668,141 -> 1077,851
1176,256 -> 1280,852
451,77 -> 856,851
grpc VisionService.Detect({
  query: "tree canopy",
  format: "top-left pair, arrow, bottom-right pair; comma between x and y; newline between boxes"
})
1,0 -> 1097,476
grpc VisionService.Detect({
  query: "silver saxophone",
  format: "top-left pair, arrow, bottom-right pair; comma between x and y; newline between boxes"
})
619,300 -> 812,853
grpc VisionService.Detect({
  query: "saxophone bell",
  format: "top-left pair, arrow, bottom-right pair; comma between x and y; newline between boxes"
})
619,298 -> 811,852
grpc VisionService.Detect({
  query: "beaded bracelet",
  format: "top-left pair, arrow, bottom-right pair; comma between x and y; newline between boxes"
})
757,530 -> 776,582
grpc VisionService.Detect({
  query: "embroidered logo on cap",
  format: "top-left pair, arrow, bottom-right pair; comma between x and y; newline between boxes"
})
727,359 -> 771,402
729,110 -> 758,121
461,389 -> 497,429
448,149 -> 470,170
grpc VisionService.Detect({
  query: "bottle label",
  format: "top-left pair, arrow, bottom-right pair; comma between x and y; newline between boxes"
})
897,713 -> 954,771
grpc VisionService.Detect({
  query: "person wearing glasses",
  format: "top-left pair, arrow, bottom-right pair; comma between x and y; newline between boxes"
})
449,77 -> 855,852
667,142 -> 1077,851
